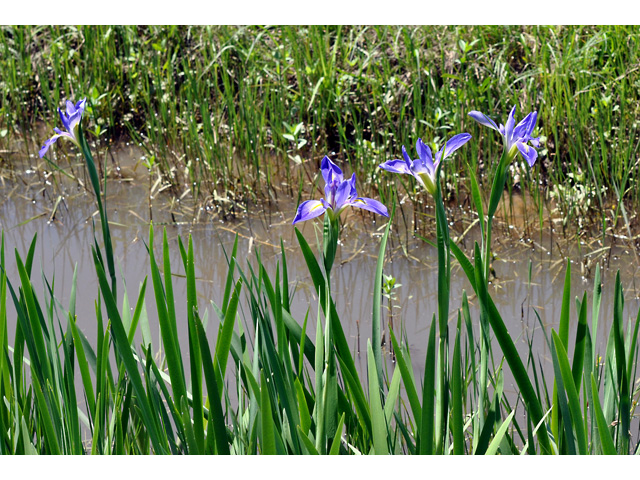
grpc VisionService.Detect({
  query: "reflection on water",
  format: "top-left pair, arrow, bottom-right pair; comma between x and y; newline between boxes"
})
0,150 -> 639,383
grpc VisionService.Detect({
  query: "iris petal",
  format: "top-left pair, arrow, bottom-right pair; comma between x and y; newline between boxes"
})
504,105 -> 517,146
526,112 -> 538,137
321,156 -> 343,185
401,145 -> 413,169
416,139 -> 434,171
39,131 -> 74,158
324,183 -> 335,207
468,111 -> 500,132
516,142 -> 538,167
292,199 -> 327,224
67,112 -> 82,133
75,98 -> 87,112
435,133 -> 472,163
348,197 -> 389,217
66,100 -> 77,116
39,136 -> 60,158
379,159 -> 411,175
513,111 -> 536,141
348,172 -> 358,198
58,108 -> 71,132
411,158 -> 430,176
333,177 -> 353,211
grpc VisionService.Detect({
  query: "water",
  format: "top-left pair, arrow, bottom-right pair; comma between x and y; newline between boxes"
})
1,147 -> 639,384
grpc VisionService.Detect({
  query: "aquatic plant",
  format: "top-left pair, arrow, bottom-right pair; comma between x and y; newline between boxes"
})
445,106 -> 555,453
378,134 -> 471,195
38,98 -> 87,158
292,156 -> 388,224
469,105 -> 540,166
380,131 -> 474,453
292,155 -> 391,453
39,96 -> 117,299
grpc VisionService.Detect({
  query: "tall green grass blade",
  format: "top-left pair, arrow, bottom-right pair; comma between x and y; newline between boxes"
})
280,239 -> 290,312
559,260 -> 572,347
474,378 -> 501,455
572,292 -> 588,393
552,330 -> 586,455
214,278 -> 242,395
329,412 -> 346,455
20,417 -> 37,455
451,314 -> 464,455
372,210 -> 394,388
486,411 -> 516,455
322,215 -> 338,275
296,309 -> 310,376
592,264 -> 602,366
314,302 -> 325,453
336,354 -> 372,438
434,178 -> 451,454
384,366 -> 402,427
31,373 -> 60,454
612,271 -> 630,454
294,227 -> 366,411
194,313 -> 230,455
389,329 -> 421,426
294,378 -> 311,435
468,163 -> 486,241
259,370 -> 277,455
14,250 -> 51,385
162,228 -> 185,379
487,152 -> 509,220
184,235 -> 205,453
297,426 -> 319,455
127,278 -> 148,345
221,235 -> 239,317
68,264 -> 78,320
552,261 -> 571,449
590,374 -> 616,455
626,308 -> 640,388
78,124 -> 116,298
367,340 -> 388,455
68,315 -> 96,420
24,232 -> 37,278
419,318 -> 437,455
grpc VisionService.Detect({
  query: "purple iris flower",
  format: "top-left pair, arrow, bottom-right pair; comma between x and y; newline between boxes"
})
39,98 -> 87,158
292,156 -> 389,224
468,105 -> 540,167
378,133 -> 472,195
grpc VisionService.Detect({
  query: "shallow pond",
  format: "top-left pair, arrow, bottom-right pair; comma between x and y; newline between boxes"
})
1,147 -> 639,386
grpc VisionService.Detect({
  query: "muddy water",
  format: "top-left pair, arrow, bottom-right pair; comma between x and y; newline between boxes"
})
1,149 -> 639,388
